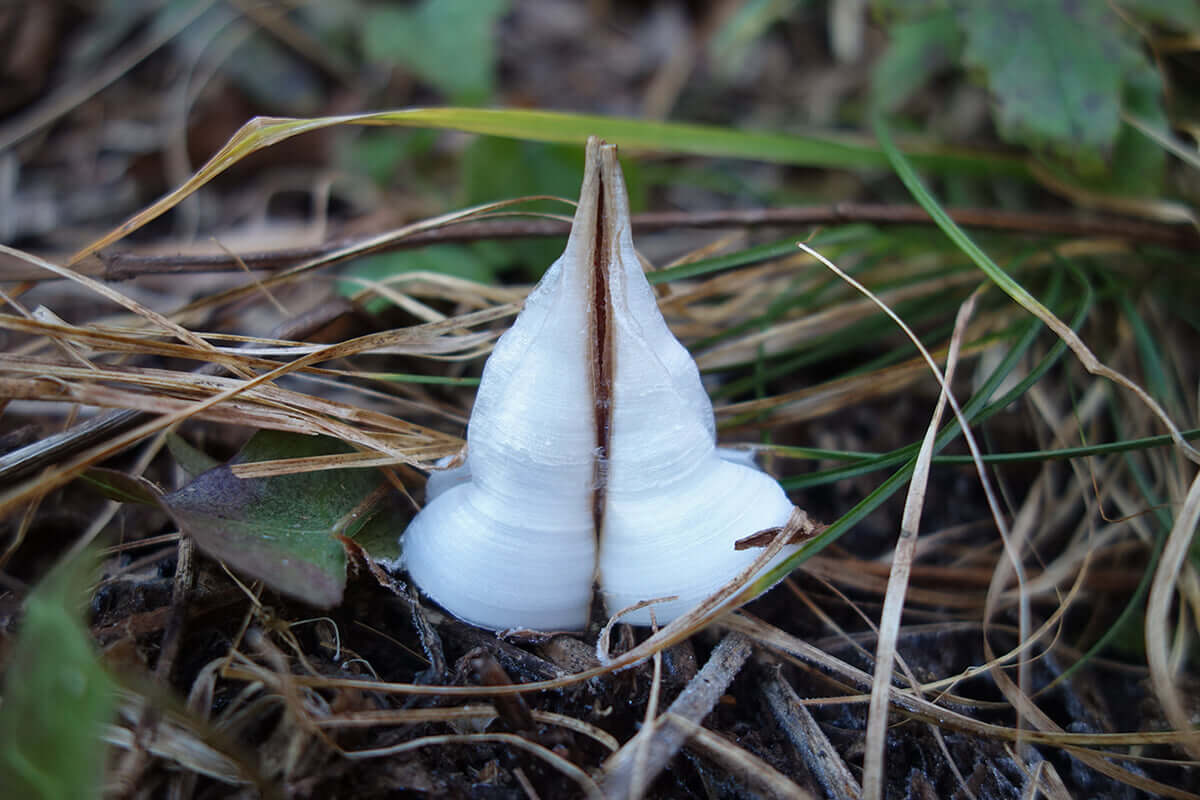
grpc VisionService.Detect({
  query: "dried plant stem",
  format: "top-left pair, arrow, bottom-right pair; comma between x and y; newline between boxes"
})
0,301 -> 361,483
683,723 -> 814,800
726,614 -> 1200,800
600,632 -> 752,799
343,733 -> 603,800
862,291 -> 974,799
0,244 -> 251,376
762,667 -> 861,800
1145,468 -> 1200,760
26,203 -> 1194,282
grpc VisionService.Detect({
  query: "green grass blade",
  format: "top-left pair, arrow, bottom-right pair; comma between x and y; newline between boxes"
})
751,260 -> 1070,587
870,108 -> 1200,464
779,263 -> 1079,489
773,427 -> 1200,469
74,108 -> 1026,262
1054,406 -> 1173,683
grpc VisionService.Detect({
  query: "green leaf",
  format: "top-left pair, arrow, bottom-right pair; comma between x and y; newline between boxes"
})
362,0 -> 509,103
161,431 -> 396,607
461,137 -> 588,207
166,433 -> 221,479
343,129 -> 437,185
954,0 -> 1141,173
1108,65 -> 1168,195
80,467 -> 163,506
709,0 -> 805,80
872,0 -> 951,17
0,552 -> 114,799
1116,0 -> 1200,30
350,508 -> 404,565
871,9 -> 962,112
872,105 -> 1200,464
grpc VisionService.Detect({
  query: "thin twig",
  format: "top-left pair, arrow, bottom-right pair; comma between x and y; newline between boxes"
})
600,632 -> 753,800
683,722 -> 814,800
762,666 -> 861,800
6,204 -> 1194,281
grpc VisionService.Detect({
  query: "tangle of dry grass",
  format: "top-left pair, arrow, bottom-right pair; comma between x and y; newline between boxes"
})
2,159 -> 1198,799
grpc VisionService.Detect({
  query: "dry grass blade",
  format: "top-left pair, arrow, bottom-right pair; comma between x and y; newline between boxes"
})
342,732 -> 603,800
0,357 -> 464,466
797,242 -> 1042,770
715,342 -> 986,427
0,309 -> 506,366
862,290 -> 977,798
694,268 -> 981,370
103,722 -> 243,787
0,285 -> 522,514
980,478 -> 1039,749
0,245 -> 250,378
727,614 -> 1200,799
316,706 -> 620,752
1022,758 -> 1073,800
1146,468 -> 1200,760
228,452 -> 437,479
0,340 -> 378,516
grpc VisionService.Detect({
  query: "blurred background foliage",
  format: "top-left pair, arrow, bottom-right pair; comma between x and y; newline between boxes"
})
4,0 -> 1196,272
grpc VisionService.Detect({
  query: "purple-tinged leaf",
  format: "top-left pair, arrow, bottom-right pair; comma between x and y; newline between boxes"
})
162,431 -> 397,608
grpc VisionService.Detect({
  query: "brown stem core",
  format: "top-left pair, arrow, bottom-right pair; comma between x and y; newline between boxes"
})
590,169 -> 613,545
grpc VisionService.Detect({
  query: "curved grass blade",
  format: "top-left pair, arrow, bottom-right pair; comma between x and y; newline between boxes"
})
1052,407 -> 1172,685
72,108 -> 1028,263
